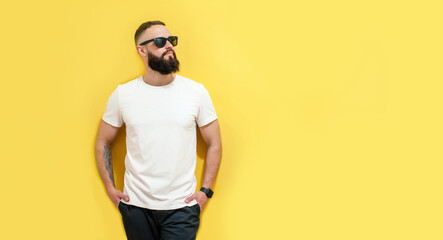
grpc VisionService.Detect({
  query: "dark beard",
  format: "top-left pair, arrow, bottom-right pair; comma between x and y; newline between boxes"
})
148,50 -> 180,75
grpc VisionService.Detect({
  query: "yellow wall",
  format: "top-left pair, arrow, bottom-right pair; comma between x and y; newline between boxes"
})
1,0 -> 442,239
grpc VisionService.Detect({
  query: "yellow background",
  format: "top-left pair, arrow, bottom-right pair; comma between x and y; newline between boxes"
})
1,0 -> 442,239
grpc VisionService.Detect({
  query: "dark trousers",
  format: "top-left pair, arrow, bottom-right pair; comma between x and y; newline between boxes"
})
118,201 -> 200,240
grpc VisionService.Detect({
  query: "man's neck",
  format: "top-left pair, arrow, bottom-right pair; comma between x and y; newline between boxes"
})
142,68 -> 175,87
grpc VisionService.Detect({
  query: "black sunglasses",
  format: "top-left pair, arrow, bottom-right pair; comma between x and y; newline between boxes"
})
139,36 -> 178,48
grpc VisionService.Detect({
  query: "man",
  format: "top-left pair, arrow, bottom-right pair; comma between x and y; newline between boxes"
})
95,20 -> 222,240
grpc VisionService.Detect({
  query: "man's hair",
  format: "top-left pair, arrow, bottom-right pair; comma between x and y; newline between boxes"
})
134,20 -> 166,46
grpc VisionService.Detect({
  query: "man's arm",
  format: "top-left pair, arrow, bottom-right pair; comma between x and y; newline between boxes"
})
185,119 -> 222,210
95,119 -> 130,208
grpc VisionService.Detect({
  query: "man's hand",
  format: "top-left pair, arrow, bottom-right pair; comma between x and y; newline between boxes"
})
107,188 -> 130,208
185,191 -> 208,212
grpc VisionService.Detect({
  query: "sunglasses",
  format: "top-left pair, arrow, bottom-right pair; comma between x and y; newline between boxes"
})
139,36 -> 178,48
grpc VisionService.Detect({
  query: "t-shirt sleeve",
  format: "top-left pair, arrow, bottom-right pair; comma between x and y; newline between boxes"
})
102,87 -> 124,127
196,85 -> 218,127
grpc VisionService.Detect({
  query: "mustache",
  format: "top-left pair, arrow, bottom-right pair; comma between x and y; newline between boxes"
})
162,50 -> 175,57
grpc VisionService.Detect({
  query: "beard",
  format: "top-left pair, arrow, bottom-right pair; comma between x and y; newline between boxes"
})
148,50 -> 180,75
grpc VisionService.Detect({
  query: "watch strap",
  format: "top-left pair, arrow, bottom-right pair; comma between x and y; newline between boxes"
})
200,187 -> 214,198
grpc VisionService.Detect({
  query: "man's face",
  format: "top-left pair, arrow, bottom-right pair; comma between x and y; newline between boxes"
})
137,25 -> 180,75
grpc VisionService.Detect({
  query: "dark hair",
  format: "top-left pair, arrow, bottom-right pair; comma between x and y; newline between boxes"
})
134,21 -> 166,46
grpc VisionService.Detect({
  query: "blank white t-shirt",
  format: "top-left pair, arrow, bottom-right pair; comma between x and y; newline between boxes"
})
102,74 -> 217,210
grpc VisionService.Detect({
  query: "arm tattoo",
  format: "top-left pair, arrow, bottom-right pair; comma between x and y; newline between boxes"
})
104,146 -> 115,187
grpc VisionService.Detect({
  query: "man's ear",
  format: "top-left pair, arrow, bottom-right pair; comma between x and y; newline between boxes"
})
137,46 -> 147,56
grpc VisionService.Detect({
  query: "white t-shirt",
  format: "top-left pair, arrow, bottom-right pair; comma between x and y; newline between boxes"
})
102,74 -> 217,210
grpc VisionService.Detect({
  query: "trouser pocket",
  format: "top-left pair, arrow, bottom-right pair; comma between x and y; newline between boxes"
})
118,201 -> 124,214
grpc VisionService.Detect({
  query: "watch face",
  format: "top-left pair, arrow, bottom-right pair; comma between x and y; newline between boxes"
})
201,188 -> 213,198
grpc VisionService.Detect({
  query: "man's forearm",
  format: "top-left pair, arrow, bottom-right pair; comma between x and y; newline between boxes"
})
95,143 -> 116,191
201,144 -> 222,189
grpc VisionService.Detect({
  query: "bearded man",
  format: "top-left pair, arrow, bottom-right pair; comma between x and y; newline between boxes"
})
95,20 -> 222,240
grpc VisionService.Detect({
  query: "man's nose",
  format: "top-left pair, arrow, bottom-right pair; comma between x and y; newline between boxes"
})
164,40 -> 174,49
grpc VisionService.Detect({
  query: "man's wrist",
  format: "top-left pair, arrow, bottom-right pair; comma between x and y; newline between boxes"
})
200,187 -> 214,198
105,184 -> 117,193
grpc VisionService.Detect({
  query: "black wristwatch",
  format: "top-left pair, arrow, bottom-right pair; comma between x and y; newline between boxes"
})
200,187 -> 214,198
